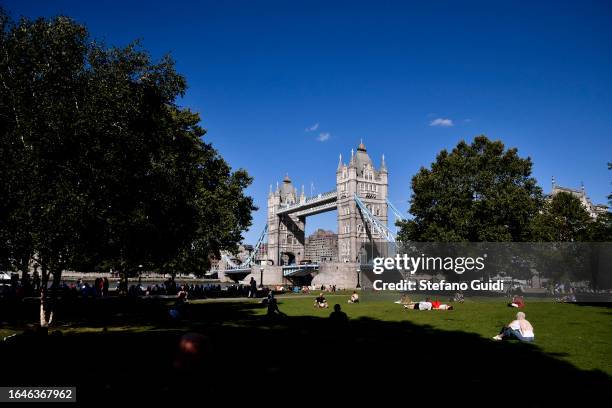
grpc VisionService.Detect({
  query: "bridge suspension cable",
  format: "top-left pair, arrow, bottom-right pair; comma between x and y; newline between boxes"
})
242,223 -> 268,267
353,193 -> 396,242
386,198 -> 405,222
220,223 -> 268,269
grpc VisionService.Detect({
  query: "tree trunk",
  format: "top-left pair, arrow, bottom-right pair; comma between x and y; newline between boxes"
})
39,264 -> 53,328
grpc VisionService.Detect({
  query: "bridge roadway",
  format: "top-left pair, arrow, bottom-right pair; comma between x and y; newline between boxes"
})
221,264 -> 321,278
276,190 -> 337,217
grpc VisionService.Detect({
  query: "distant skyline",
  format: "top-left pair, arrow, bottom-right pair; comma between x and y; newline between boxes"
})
4,0 -> 611,243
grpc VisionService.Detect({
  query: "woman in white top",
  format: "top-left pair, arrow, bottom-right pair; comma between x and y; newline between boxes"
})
492,312 -> 535,342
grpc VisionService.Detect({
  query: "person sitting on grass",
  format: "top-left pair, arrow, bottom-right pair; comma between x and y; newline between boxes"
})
177,286 -> 188,303
492,311 -> 535,342
508,295 -> 525,308
314,293 -> 329,308
267,297 -> 286,318
261,290 -> 274,306
348,291 -> 359,304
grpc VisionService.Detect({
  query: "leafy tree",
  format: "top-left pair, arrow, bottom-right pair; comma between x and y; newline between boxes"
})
530,192 -> 591,242
584,162 -> 612,241
0,10 -> 255,326
397,136 -> 543,242
527,174 -> 611,286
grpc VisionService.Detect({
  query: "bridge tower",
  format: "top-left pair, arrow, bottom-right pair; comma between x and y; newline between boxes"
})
267,175 -> 306,266
336,142 -> 388,262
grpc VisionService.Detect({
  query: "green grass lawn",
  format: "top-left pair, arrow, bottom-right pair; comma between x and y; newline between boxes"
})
1,292 -> 611,401
266,292 -> 612,375
5,292 -> 609,375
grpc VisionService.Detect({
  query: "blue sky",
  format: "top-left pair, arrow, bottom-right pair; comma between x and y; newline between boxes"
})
5,0 -> 612,243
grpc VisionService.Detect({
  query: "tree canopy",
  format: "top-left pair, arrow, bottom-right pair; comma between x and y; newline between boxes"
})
0,10 -> 255,323
530,192 -> 591,242
397,136 -> 543,242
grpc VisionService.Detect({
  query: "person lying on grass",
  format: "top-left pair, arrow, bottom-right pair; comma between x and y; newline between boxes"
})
348,291 -> 359,304
403,299 -> 454,310
493,311 -> 535,342
431,299 -> 454,310
314,293 -> 329,308
403,298 -> 431,310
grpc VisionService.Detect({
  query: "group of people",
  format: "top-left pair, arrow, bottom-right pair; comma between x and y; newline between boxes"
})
76,278 -> 110,298
312,291 -> 359,309
135,281 -> 254,299
395,293 -> 535,342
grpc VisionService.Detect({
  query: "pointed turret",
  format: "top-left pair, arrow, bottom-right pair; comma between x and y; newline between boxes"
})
279,174 -> 297,204
380,153 -> 387,173
352,140 -> 373,176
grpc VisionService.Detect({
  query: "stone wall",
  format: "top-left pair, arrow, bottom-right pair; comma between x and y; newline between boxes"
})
232,263 -> 362,289
217,269 -> 231,283
240,265 -> 285,287
311,262 -> 359,289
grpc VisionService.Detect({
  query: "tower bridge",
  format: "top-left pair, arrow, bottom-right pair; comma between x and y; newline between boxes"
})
268,141 -> 389,267
214,141 -> 401,288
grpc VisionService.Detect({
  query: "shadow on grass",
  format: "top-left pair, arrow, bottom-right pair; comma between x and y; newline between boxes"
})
573,302 -> 612,309
1,298 -> 611,403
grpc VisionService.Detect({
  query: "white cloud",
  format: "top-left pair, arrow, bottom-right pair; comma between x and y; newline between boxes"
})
317,132 -> 330,142
429,118 -> 454,127
305,123 -> 319,132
